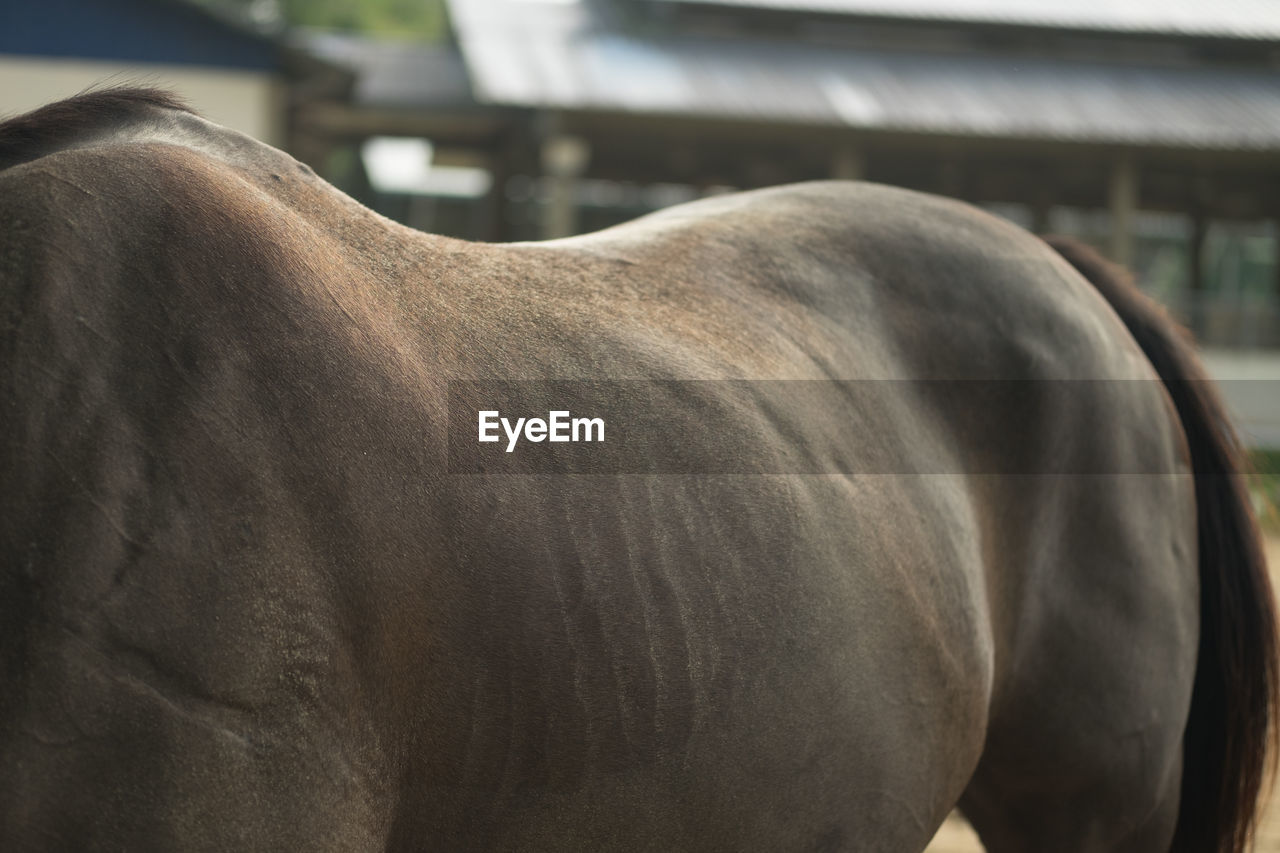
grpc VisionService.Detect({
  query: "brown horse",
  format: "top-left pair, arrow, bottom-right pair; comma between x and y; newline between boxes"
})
0,89 -> 1274,852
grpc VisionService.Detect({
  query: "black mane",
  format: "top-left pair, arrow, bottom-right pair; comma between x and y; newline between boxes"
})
0,87 -> 191,172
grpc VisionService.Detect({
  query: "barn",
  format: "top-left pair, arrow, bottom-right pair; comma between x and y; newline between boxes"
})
0,0 -> 339,146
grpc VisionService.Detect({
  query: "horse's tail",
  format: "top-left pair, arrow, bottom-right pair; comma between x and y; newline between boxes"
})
1045,235 -> 1278,853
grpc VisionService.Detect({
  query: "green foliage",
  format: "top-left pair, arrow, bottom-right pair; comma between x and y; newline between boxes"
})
281,0 -> 448,39
186,0 -> 449,40
1251,449 -> 1280,532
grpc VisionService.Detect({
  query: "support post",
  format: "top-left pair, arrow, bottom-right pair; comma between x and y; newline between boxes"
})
482,134 -> 515,243
939,158 -> 964,200
541,134 -> 590,240
1273,220 -> 1280,302
1188,205 -> 1208,339
1030,186 -> 1053,235
830,145 -> 864,181
1108,153 -> 1138,268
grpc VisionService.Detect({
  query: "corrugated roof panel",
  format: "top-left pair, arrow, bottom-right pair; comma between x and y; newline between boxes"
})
580,36 -> 695,112
441,0 -> 1280,151
652,0 -> 1280,40
300,32 -> 473,106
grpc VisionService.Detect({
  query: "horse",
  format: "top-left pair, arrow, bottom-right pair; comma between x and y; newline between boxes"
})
0,88 -> 1274,852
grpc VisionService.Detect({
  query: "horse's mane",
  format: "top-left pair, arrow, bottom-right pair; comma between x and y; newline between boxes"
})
0,87 -> 191,173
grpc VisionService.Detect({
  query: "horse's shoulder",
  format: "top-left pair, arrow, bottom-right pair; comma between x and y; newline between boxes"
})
0,88 -> 329,238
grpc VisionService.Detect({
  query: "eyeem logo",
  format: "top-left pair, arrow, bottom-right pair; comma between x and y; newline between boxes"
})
478,410 -> 605,452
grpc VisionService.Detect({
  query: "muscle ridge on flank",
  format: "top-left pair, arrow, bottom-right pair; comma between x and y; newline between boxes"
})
1,87 -> 1272,853
0,88 -> 193,172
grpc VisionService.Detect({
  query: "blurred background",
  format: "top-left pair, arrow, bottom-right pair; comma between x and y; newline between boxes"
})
3,3 -> 1280,848
2,0 -> 1279,458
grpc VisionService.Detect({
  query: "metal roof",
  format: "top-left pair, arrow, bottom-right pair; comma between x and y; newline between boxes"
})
444,0 -> 1280,151
652,0 -> 1280,41
299,31 -> 474,107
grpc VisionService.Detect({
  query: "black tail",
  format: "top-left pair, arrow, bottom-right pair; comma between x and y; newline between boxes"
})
1046,236 -> 1278,853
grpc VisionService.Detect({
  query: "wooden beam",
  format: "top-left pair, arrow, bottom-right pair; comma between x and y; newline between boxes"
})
1274,221 -> 1280,303
294,101 -> 510,146
1030,186 -> 1054,235
830,145 -> 864,181
1108,153 -> 1138,268
541,134 -> 590,239
1189,205 -> 1208,339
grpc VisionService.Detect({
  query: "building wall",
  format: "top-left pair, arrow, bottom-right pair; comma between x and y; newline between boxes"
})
0,55 -> 284,145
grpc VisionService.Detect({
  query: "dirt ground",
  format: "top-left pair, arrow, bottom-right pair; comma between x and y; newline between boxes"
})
923,534 -> 1280,853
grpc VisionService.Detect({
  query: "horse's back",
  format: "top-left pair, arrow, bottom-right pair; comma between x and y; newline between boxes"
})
0,95 -> 1217,852
413,182 -> 1200,849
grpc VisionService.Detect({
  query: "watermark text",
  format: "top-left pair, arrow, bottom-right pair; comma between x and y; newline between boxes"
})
478,410 -> 605,452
